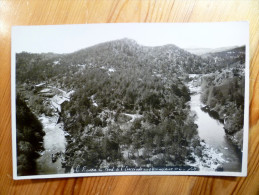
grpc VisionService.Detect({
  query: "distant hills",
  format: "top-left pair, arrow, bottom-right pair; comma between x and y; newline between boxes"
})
16,38 -> 245,86
185,46 -> 239,56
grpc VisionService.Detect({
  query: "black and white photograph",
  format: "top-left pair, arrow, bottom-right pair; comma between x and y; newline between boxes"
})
12,22 -> 249,179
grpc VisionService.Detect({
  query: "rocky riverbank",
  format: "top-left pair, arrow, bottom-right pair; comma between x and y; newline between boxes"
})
188,74 -> 242,172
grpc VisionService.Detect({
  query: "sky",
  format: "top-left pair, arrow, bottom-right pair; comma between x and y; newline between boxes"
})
12,22 -> 249,54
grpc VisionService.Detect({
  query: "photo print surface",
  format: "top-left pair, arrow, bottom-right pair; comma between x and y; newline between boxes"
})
12,22 -> 249,179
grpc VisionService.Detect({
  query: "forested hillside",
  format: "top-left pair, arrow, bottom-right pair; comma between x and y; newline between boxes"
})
16,38 -> 215,86
15,38 -> 246,173
60,63 -> 200,169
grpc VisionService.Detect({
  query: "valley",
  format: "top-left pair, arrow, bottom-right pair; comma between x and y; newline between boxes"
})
15,38 -> 245,175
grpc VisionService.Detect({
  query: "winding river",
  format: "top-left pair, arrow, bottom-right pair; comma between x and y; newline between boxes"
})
189,76 -> 242,172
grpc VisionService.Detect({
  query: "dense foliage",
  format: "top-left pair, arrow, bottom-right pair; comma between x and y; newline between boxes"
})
15,39 -> 246,172
60,65 -> 199,170
16,94 -> 45,175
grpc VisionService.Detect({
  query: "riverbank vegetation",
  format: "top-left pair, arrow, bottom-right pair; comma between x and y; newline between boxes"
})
16,94 -> 45,175
200,46 -> 245,149
15,39 -> 246,173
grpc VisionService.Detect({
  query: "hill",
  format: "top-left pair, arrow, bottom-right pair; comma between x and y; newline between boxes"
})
15,38 -> 246,173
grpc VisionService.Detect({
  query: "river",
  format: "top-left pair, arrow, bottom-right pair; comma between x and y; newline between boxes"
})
36,114 -> 66,175
36,87 -> 73,175
189,76 -> 242,172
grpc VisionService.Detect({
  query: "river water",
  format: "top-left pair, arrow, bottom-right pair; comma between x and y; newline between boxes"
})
189,80 -> 242,172
36,87 -> 72,175
36,115 -> 66,175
